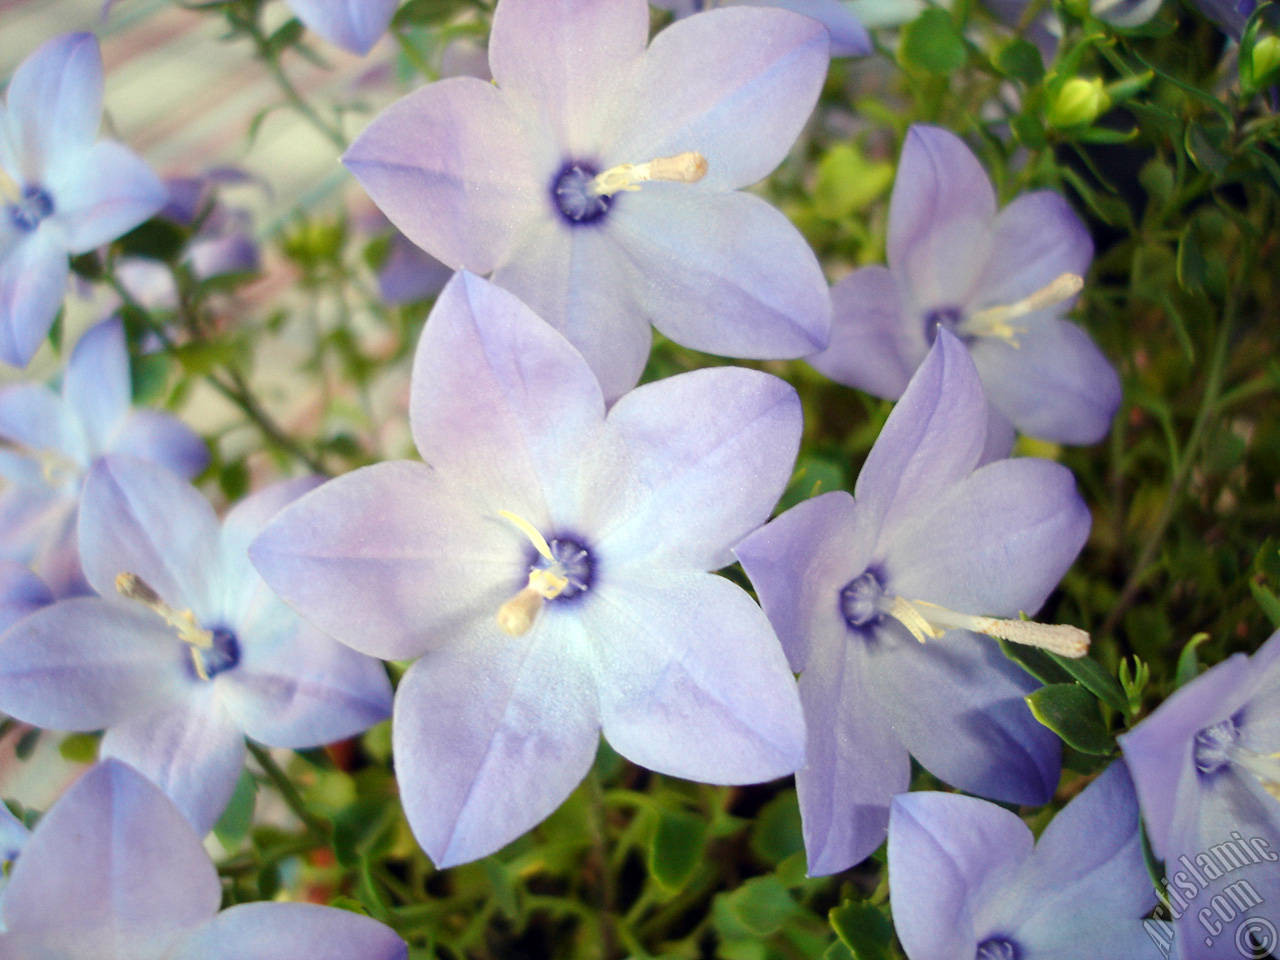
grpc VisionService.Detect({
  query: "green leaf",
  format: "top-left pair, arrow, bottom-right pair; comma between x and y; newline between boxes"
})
898,9 -> 967,74
14,728 -> 39,761
115,219 -> 189,262
750,791 -> 804,866
995,38 -> 1045,85
1176,223 -> 1207,293
997,639 -> 1075,687
267,18 -> 304,56
829,900 -> 893,960
1047,653 -> 1131,716
813,145 -> 895,220
1026,684 -> 1113,755
213,769 -> 257,850
1174,633 -> 1211,688
393,0 -> 455,26
719,876 -> 799,938
57,732 -> 98,765
649,808 -> 707,892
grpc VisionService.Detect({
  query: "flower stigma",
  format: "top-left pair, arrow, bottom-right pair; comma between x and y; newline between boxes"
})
495,511 -> 594,635
115,572 -> 216,680
587,152 -> 708,199
959,273 -> 1084,347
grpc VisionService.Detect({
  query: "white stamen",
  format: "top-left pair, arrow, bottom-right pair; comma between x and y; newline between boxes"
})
890,597 -> 1090,658
588,152 -> 708,199
964,273 -> 1084,345
115,573 -> 213,679
498,509 -> 554,561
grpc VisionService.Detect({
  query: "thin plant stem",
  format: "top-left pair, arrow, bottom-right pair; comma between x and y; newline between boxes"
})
246,740 -> 330,837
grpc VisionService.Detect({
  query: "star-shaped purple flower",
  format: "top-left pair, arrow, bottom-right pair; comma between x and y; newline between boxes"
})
0,456 -> 393,834
736,329 -> 1091,875
0,758 -> 407,960
1119,631 -> 1280,960
888,762 -> 1161,960
250,271 -> 806,867
343,0 -> 833,402
0,316 -> 208,597
0,32 -> 166,368
807,124 -> 1121,456
650,0 -> 872,57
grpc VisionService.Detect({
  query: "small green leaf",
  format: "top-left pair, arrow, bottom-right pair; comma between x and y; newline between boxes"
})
57,733 -> 98,764
1026,684 -> 1113,755
1176,223 -> 1207,293
720,876 -> 799,938
115,219 -> 189,262
1047,653 -> 1131,716
393,0 -> 455,26
750,791 -> 804,866
1250,580 -> 1280,629
1174,633 -> 1211,689
899,9 -> 967,74
213,769 -> 257,850
14,728 -> 39,761
267,18 -> 304,55
829,900 -> 893,960
649,808 -> 707,892
995,39 -> 1045,85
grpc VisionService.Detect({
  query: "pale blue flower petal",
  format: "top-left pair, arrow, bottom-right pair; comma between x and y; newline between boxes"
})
46,140 -> 167,254
745,0 -> 871,55
100,692 -> 247,835
487,0 -> 649,155
794,610 -> 910,875
868,625 -> 1060,806
251,463 -> 520,662
0,759 -> 220,938
0,383 -> 67,455
974,190 -> 1092,312
77,455 -> 223,622
62,317 -> 131,455
0,561 -> 53,632
2,33 -> 102,183
286,0 -> 398,55
612,6 -> 830,190
598,367 -> 802,570
173,902 -> 407,960
0,597 -> 184,729
612,188 -> 831,359
0,231 -> 68,368
343,78 -> 543,274
392,616 -> 600,868
111,411 -> 210,480
586,569 -> 804,784
807,265 -> 913,399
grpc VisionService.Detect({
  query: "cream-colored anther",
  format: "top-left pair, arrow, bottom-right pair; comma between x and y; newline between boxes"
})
116,572 -> 214,679
497,568 -> 569,636
588,151 -> 708,199
0,169 -> 18,205
964,273 -> 1084,346
1234,749 -> 1280,801
889,596 -> 1090,658
497,510 -> 553,560
38,449 -> 80,487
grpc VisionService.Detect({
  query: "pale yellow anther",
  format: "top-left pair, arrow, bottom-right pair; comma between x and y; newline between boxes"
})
889,597 -> 1090,659
1235,750 -> 1280,801
498,510 -> 553,561
588,151 -> 708,199
496,568 -> 569,636
964,273 -> 1084,346
0,169 -> 18,205
115,572 -> 213,651
38,449 -> 80,487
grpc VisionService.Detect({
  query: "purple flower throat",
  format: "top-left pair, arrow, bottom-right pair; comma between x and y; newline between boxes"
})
115,572 -> 241,681
7,184 -> 54,233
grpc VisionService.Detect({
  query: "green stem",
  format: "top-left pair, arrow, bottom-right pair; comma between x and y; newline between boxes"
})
246,740 -> 330,837
252,29 -> 347,149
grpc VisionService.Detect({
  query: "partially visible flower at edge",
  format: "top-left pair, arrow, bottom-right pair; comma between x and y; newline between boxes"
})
650,0 -> 872,56
0,317 -> 208,597
888,761 -> 1162,960
0,456 -> 393,834
0,32 -> 166,367
286,0 -> 399,56
807,123 -> 1121,457
0,758 -> 407,960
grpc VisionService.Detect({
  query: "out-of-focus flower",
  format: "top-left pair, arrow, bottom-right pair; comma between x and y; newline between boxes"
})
0,33 -> 166,367
808,124 -> 1120,456
1119,631 -> 1280,960
651,0 -> 871,56
251,272 -> 806,867
0,758 -> 408,960
344,0 -> 832,401
287,0 -> 399,55
888,762 -> 1162,960
0,457 -> 393,834
0,317 -> 208,596
737,330 -> 1090,875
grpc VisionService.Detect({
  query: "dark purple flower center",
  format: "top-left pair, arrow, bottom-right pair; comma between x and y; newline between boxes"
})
839,569 -> 886,630
923,305 -> 965,345
976,937 -> 1020,960
551,162 -> 611,226
1193,716 -> 1240,775
190,626 -> 241,681
7,184 -> 54,233
533,536 -> 595,602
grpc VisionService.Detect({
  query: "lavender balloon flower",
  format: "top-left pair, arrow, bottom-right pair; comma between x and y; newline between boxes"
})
0,758 -> 407,960
0,561 -> 53,630
343,0 -> 832,402
808,125 -> 1121,456
0,317 -> 208,597
0,33 -> 166,367
287,0 -> 399,55
250,271 -> 806,867
650,0 -> 871,57
1119,631 -> 1280,960
0,456 -> 393,834
888,762 -> 1161,960
736,329 -> 1091,875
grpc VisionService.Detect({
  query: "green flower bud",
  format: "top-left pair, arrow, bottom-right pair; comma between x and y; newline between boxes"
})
1252,35 -> 1280,84
1049,77 -> 1112,129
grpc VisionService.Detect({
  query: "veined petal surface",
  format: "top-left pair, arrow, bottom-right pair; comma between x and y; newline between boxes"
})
807,265 -> 913,399
174,902 -> 407,960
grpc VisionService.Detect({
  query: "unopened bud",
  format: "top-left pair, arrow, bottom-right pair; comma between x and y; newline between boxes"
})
1049,77 -> 1112,129
1252,35 -> 1280,84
